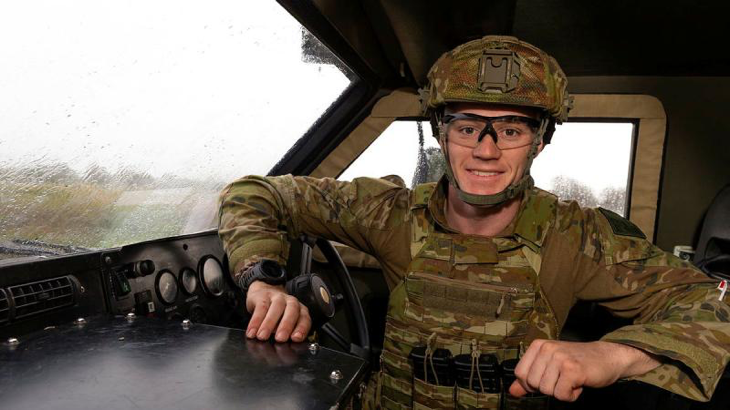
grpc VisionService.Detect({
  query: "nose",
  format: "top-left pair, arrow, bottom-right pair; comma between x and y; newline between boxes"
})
472,131 -> 501,160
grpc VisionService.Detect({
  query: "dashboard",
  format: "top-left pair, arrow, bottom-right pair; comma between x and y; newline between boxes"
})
0,232 -> 368,410
0,230 -> 246,340
102,231 -> 243,325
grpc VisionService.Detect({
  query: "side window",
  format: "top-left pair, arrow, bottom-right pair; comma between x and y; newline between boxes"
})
533,121 -> 634,216
338,120 -> 634,216
338,121 -> 442,187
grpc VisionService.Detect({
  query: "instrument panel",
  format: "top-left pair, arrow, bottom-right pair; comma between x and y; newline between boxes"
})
102,232 -> 244,327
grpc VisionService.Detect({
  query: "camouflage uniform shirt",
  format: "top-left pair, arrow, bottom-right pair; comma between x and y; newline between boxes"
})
218,174 -> 730,402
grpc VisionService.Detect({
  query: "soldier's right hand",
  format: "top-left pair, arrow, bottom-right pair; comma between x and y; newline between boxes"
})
245,281 -> 311,343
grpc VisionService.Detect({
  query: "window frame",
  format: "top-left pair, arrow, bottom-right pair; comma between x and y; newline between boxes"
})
568,95 -> 666,242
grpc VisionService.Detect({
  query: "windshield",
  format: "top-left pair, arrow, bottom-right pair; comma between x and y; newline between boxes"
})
0,1 -> 354,260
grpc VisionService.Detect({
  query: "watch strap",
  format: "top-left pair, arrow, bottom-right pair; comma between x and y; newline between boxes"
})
239,259 -> 287,292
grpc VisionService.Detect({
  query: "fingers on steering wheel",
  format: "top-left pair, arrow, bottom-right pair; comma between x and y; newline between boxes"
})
257,295 -> 286,340
275,296 -> 302,342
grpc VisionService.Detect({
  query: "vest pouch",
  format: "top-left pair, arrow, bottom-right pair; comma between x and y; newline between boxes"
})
378,317 -> 419,408
404,272 -> 535,339
412,377 -> 456,410
455,386 -> 500,409
382,395 -> 411,410
380,371 -> 413,409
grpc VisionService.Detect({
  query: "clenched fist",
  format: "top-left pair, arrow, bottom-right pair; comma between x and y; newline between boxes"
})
509,340 -> 661,402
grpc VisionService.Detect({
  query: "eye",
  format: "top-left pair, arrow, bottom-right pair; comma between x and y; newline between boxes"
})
459,126 -> 478,135
501,128 -> 521,138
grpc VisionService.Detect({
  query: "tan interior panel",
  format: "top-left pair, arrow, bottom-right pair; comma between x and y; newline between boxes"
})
570,94 -> 666,241
310,88 -> 422,178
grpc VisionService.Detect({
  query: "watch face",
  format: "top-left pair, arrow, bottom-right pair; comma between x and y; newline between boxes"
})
260,259 -> 285,281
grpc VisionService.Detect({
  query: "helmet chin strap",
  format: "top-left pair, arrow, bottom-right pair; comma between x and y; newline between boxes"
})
439,116 -> 550,207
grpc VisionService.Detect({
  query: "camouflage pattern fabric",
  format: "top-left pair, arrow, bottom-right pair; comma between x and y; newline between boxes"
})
218,174 -> 730,407
423,35 -> 572,122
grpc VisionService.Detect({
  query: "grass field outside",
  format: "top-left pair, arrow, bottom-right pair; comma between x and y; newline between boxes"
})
0,165 -> 225,259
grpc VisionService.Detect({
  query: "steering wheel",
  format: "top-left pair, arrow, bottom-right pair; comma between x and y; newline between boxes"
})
294,235 -> 371,361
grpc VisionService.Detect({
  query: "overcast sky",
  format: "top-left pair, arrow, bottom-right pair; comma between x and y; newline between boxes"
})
0,0 -> 350,182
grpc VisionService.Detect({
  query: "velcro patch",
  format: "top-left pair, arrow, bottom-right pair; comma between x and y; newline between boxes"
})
598,207 -> 646,239
422,282 -> 508,318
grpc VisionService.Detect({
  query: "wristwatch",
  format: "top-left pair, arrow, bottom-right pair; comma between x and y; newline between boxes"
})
239,259 -> 287,292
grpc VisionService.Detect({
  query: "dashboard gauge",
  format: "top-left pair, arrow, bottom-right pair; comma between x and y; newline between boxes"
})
180,268 -> 198,295
199,256 -> 225,297
155,270 -> 178,305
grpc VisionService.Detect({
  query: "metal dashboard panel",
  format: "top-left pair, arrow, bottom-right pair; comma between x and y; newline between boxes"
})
102,231 -> 244,327
0,316 -> 368,409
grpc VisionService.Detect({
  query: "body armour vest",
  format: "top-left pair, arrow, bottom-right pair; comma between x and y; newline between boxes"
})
364,183 -> 560,410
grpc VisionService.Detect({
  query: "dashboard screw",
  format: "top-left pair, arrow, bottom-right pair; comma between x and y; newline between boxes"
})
330,370 -> 343,382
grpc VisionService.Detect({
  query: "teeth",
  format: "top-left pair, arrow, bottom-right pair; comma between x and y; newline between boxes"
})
470,170 -> 499,177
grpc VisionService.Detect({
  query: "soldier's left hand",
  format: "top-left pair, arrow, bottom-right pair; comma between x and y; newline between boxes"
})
508,340 -> 661,402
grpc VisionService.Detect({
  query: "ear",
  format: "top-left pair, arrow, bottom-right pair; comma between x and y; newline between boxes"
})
535,140 -> 546,157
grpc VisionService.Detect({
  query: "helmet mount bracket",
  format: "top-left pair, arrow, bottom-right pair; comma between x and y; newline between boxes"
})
477,49 -> 521,93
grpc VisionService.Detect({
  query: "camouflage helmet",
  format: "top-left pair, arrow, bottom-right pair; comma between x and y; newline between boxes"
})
420,36 -> 572,207
422,35 -> 572,122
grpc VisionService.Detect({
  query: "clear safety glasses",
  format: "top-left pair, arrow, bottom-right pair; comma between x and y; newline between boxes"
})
443,113 -> 540,150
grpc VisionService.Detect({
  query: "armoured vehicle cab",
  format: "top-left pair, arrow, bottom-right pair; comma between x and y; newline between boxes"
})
1,1 -> 729,409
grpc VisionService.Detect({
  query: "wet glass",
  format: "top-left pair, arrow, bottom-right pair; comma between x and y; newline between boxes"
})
0,1 -> 355,261
443,114 -> 538,149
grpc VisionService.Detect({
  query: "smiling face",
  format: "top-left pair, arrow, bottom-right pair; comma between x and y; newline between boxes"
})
442,103 -> 544,197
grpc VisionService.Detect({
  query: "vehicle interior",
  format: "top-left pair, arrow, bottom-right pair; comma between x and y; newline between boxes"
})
1,0 -> 729,409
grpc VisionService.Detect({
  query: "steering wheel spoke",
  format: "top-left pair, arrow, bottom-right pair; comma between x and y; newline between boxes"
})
295,235 -> 371,361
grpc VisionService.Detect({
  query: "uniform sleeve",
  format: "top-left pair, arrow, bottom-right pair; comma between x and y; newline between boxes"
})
217,174 -> 411,286
560,207 -> 730,401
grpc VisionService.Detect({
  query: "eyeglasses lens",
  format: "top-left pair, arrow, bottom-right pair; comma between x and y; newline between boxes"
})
445,116 -> 536,149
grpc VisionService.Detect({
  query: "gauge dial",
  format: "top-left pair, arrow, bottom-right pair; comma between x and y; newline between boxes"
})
180,268 -> 198,295
200,257 -> 225,297
155,270 -> 178,305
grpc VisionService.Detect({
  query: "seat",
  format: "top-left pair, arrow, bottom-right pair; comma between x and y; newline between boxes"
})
694,183 -> 730,280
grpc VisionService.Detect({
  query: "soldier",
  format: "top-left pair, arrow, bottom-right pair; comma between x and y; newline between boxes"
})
218,36 -> 730,407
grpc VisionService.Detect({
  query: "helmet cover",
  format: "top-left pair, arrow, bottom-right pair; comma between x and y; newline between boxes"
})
421,36 -> 572,207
